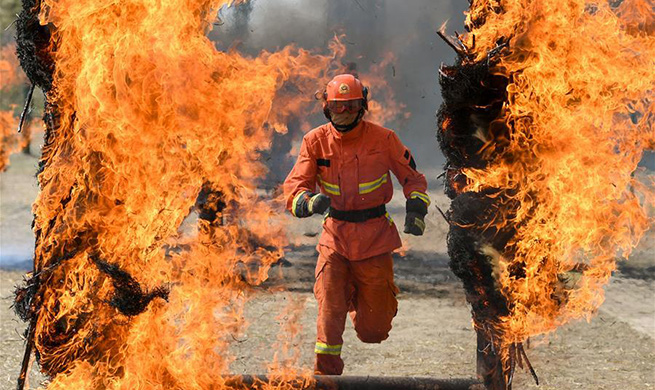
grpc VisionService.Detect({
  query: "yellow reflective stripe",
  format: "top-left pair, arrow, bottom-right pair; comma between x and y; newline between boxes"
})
410,191 -> 431,206
307,194 -> 317,211
358,173 -> 388,194
318,175 -> 340,196
315,348 -> 341,355
315,342 -> 341,350
291,191 -> 309,217
414,217 -> 426,232
384,212 -> 394,226
315,342 -> 342,355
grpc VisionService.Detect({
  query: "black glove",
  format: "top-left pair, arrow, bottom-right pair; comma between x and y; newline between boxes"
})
404,212 -> 426,235
404,198 -> 427,236
292,192 -> 330,218
308,193 -> 331,215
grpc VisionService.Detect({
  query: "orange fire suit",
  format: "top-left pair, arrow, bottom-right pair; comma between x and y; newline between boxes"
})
284,120 -> 429,375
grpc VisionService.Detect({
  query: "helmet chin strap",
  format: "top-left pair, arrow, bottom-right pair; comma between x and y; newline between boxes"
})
329,109 -> 365,133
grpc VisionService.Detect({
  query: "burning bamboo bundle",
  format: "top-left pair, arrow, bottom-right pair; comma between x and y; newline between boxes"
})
438,0 -> 654,388
11,0 -> 345,388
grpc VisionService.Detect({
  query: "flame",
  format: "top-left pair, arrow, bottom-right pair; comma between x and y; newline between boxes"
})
461,0 -> 654,347
265,295 -> 314,389
361,52 -> 410,126
1,44 -> 26,89
268,37 -> 407,138
0,43 -> 30,171
26,0 -> 347,388
0,111 -> 20,171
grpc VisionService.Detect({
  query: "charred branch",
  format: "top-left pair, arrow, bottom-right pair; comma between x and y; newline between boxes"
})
16,0 -> 54,93
435,204 -> 451,225
16,323 -> 35,390
437,28 -> 470,59
92,256 -> 169,317
517,343 -> 539,385
17,83 -> 35,133
13,276 -> 36,322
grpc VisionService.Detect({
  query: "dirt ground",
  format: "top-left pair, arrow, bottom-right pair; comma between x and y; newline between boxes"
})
1,148 -> 654,390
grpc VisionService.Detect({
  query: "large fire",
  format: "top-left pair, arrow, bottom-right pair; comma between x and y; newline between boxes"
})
465,0 -> 654,336
1,44 -> 25,89
439,0 -> 654,387
11,0 -> 358,388
12,0 -> 653,387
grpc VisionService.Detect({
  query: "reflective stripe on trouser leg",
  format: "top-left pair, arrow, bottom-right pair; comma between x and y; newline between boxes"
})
315,342 -> 342,355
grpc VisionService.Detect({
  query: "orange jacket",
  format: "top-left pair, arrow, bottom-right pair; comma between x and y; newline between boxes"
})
284,120 -> 429,261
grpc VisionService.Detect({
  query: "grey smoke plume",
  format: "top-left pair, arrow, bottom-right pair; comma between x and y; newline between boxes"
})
210,0 -> 471,182
216,1 -> 655,178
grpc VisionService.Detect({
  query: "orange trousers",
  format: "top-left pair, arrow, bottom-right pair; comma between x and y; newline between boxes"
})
313,245 -> 399,375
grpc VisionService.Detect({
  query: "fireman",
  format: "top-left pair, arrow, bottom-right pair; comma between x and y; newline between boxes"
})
283,74 -> 429,375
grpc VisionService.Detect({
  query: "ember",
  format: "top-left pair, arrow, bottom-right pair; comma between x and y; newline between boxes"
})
438,0 -> 654,388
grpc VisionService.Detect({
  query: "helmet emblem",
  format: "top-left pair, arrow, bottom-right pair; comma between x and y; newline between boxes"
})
338,83 -> 350,95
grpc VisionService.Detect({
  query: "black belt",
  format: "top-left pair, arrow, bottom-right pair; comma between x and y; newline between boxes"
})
328,205 -> 386,223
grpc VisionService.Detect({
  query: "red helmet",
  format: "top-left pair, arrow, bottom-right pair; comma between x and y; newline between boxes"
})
321,74 -> 369,118
325,74 -> 366,101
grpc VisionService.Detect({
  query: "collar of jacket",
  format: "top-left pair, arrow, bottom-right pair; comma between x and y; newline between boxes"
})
328,120 -> 366,141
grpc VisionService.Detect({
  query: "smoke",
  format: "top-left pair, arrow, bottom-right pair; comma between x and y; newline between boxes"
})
211,0 -> 470,183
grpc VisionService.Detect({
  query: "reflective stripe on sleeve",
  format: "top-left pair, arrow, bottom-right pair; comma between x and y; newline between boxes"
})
314,342 -> 342,355
318,175 -> 341,196
358,173 -> 389,194
291,191 -> 309,217
410,191 -> 431,206
414,216 -> 426,232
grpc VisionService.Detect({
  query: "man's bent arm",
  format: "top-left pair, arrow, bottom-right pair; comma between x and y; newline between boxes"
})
283,137 -> 318,217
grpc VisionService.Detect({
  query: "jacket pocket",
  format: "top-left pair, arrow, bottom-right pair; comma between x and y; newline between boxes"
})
317,154 -> 340,197
313,255 -> 329,299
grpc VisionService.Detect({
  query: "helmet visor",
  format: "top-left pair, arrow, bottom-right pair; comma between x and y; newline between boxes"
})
327,99 -> 363,114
